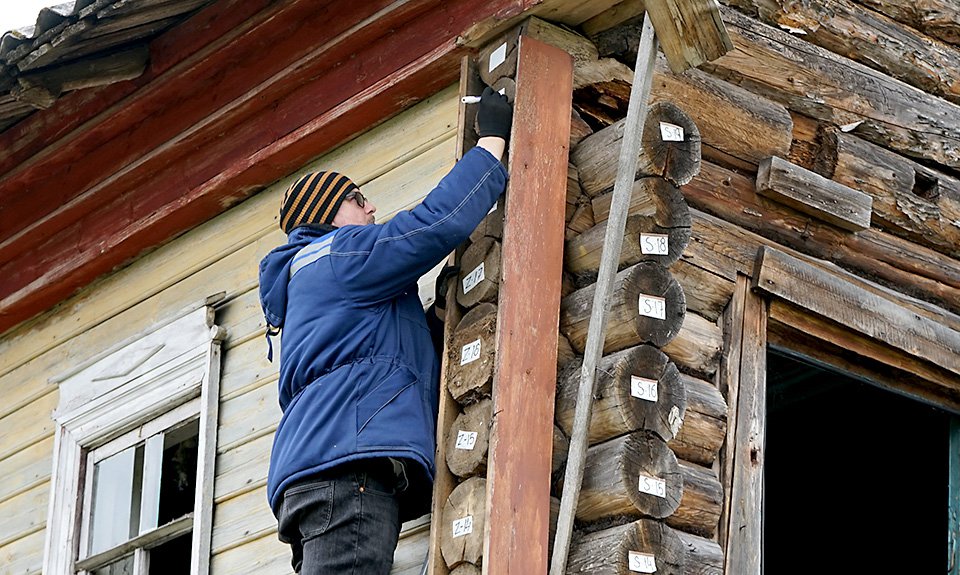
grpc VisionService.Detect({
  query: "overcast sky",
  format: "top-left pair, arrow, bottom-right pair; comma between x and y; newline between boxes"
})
0,1 -> 63,34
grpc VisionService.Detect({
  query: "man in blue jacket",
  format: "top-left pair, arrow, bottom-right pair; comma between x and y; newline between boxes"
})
258,87 -> 511,575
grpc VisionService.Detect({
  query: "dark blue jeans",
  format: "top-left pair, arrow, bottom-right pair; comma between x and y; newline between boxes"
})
278,459 -> 405,574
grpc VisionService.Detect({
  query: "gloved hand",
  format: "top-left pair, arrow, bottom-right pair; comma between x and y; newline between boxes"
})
476,86 -> 513,139
434,264 -> 461,311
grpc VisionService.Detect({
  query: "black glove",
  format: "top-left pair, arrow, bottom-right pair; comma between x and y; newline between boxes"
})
476,86 -> 513,139
434,264 -> 461,311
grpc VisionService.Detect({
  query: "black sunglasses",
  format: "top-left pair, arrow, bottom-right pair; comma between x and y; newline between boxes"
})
345,190 -> 366,208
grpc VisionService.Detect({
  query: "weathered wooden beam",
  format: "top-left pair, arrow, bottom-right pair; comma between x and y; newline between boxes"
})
682,160 -> 960,316
816,128 -> 960,259
721,276 -> 766,575
667,460 -> 723,538
17,44 -> 149,96
703,6 -> 960,171
756,156 -> 873,232
484,35 -> 571,575
851,0 -> 960,47
724,0 -> 960,104
767,302 -> 960,412
566,518 -> 724,574
661,311 -> 724,379
669,373 -> 727,466
753,245 -> 960,377
447,303 -> 498,405
643,0 -> 733,73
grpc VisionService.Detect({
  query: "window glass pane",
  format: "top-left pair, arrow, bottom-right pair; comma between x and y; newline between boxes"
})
90,554 -> 134,575
147,533 -> 192,574
158,419 -> 199,525
89,446 -> 142,555
139,435 -> 164,535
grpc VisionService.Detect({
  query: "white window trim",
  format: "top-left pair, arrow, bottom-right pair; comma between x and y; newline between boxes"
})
43,304 -> 225,575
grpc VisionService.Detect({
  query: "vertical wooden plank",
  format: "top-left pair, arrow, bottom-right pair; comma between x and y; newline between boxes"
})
950,416 -> 960,575
426,55 -> 481,575
483,36 -> 572,575
722,274 -> 768,574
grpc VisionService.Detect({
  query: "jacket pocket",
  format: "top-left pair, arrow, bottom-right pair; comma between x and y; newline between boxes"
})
356,365 -> 418,437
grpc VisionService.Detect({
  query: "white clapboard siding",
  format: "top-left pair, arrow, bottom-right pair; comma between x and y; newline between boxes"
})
0,483 -> 48,548
0,529 -> 44,575
0,392 -> 57,463
215,430 -> 273,503
0,437 -> 53,503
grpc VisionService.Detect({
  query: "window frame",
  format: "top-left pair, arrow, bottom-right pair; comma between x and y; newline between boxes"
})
43,305 -> 224,575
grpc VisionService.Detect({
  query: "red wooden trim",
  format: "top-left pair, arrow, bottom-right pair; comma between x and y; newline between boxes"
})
484,36 -> 572,574
0,0 -> 531,334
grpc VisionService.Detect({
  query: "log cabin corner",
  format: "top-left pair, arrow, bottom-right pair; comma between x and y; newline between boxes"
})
0,0 -> 958,573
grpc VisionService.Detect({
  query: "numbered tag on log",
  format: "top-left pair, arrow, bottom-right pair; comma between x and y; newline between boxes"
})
628,551 -> 657,573
452,515 -> 474,538
638,294 -> 666,320
640,233 -> 669,255
455,430 -> 479,450
638,473 -> 667,498
630,376 -> 658,402
460,339 -> 481,366
659,122 -> 684,142
462,262 -> 485,295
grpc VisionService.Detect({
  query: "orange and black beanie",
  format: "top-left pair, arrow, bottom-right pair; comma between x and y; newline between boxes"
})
279,171 -> 359,233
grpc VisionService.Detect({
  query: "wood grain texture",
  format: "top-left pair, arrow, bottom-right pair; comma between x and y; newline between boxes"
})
644,0 -> 733,72
851,0 -> 960,46
668,374 -> 728,466
753,245 -> 960,377
756,156 -> 872,232
484,36 -> 572,575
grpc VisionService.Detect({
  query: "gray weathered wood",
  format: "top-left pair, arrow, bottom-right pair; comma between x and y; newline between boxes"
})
550,15 -> 659,575
567,210 -> 691,277
667,374 -> 728,466
723,0 -> 960,105
440,477 -> 486,569
756,156 -> 872,232
816,128 -> 960,258
446,303 -> 497,404
455,237 -> 500,309
644,0 -> 733,73
753,246 -> 960,377
445,399 -> 493,479
851,0 -> 960,46
555,345 -> 686,444
566,518 -> 724,574
560,261 -> 687,353
667,460 -> 723,538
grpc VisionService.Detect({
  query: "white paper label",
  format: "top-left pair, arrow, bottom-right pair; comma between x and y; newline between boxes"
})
462,262 -> 485,295
628,551 -> 657,573
659,122 -> 684,142
455,430 -> 479,450
630,376 -> 658,402
640,233 -> 669,255
460,339 -> 482,366
638,294 -> 666,320
489,43 -> 507,73
452,515 -> 474,538
668,405 -> 683,437
638,474 -> 667,498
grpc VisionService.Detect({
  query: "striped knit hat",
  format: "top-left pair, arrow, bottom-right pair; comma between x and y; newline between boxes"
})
279,171 -> 359,233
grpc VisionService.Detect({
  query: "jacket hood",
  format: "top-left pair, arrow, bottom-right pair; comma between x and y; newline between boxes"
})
259,225 -> 336,331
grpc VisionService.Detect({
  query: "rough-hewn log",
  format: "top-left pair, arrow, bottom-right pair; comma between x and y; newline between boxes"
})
446,398 -> 493,479
684,160 -> 960,317
756,156 -> 873,232
667,374 -> 728,466
556,345 -> 686,444
591,176 -> 686,225
573,101 -> 702,193
557,332 -> 577,369
566,202 -> 596,240
456,237 -> 500,308
553,424 -> 571,474
589,41 -> 793,171
661,311 -> 724,379
670,259 -> 735,323
723,0 -> 960,104
566,518 -> 724,574
469,197 -> 505,243
572,57 -> 633,127
570,108 -> 594,149
753,246 -> 960,377
450,563 -> 481,575
447,303 -> 497,404
561,261 -> 686,353
816,128 -> 960,259
440,476 -> 486,569
644,0 -> 732,72
577,431 -> 681,521
704,7 -> 960,170
567,211 -> 691,279
852,0 -> 960,47
666,460 -> 723,538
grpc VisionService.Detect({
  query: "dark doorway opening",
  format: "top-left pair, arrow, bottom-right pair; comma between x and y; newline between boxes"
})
765,349 -> 949,574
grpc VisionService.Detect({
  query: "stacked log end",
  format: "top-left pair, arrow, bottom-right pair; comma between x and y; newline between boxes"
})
551,19 -> 731,575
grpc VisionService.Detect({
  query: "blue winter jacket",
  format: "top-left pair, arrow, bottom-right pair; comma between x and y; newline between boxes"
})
258,147 -> 508,517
